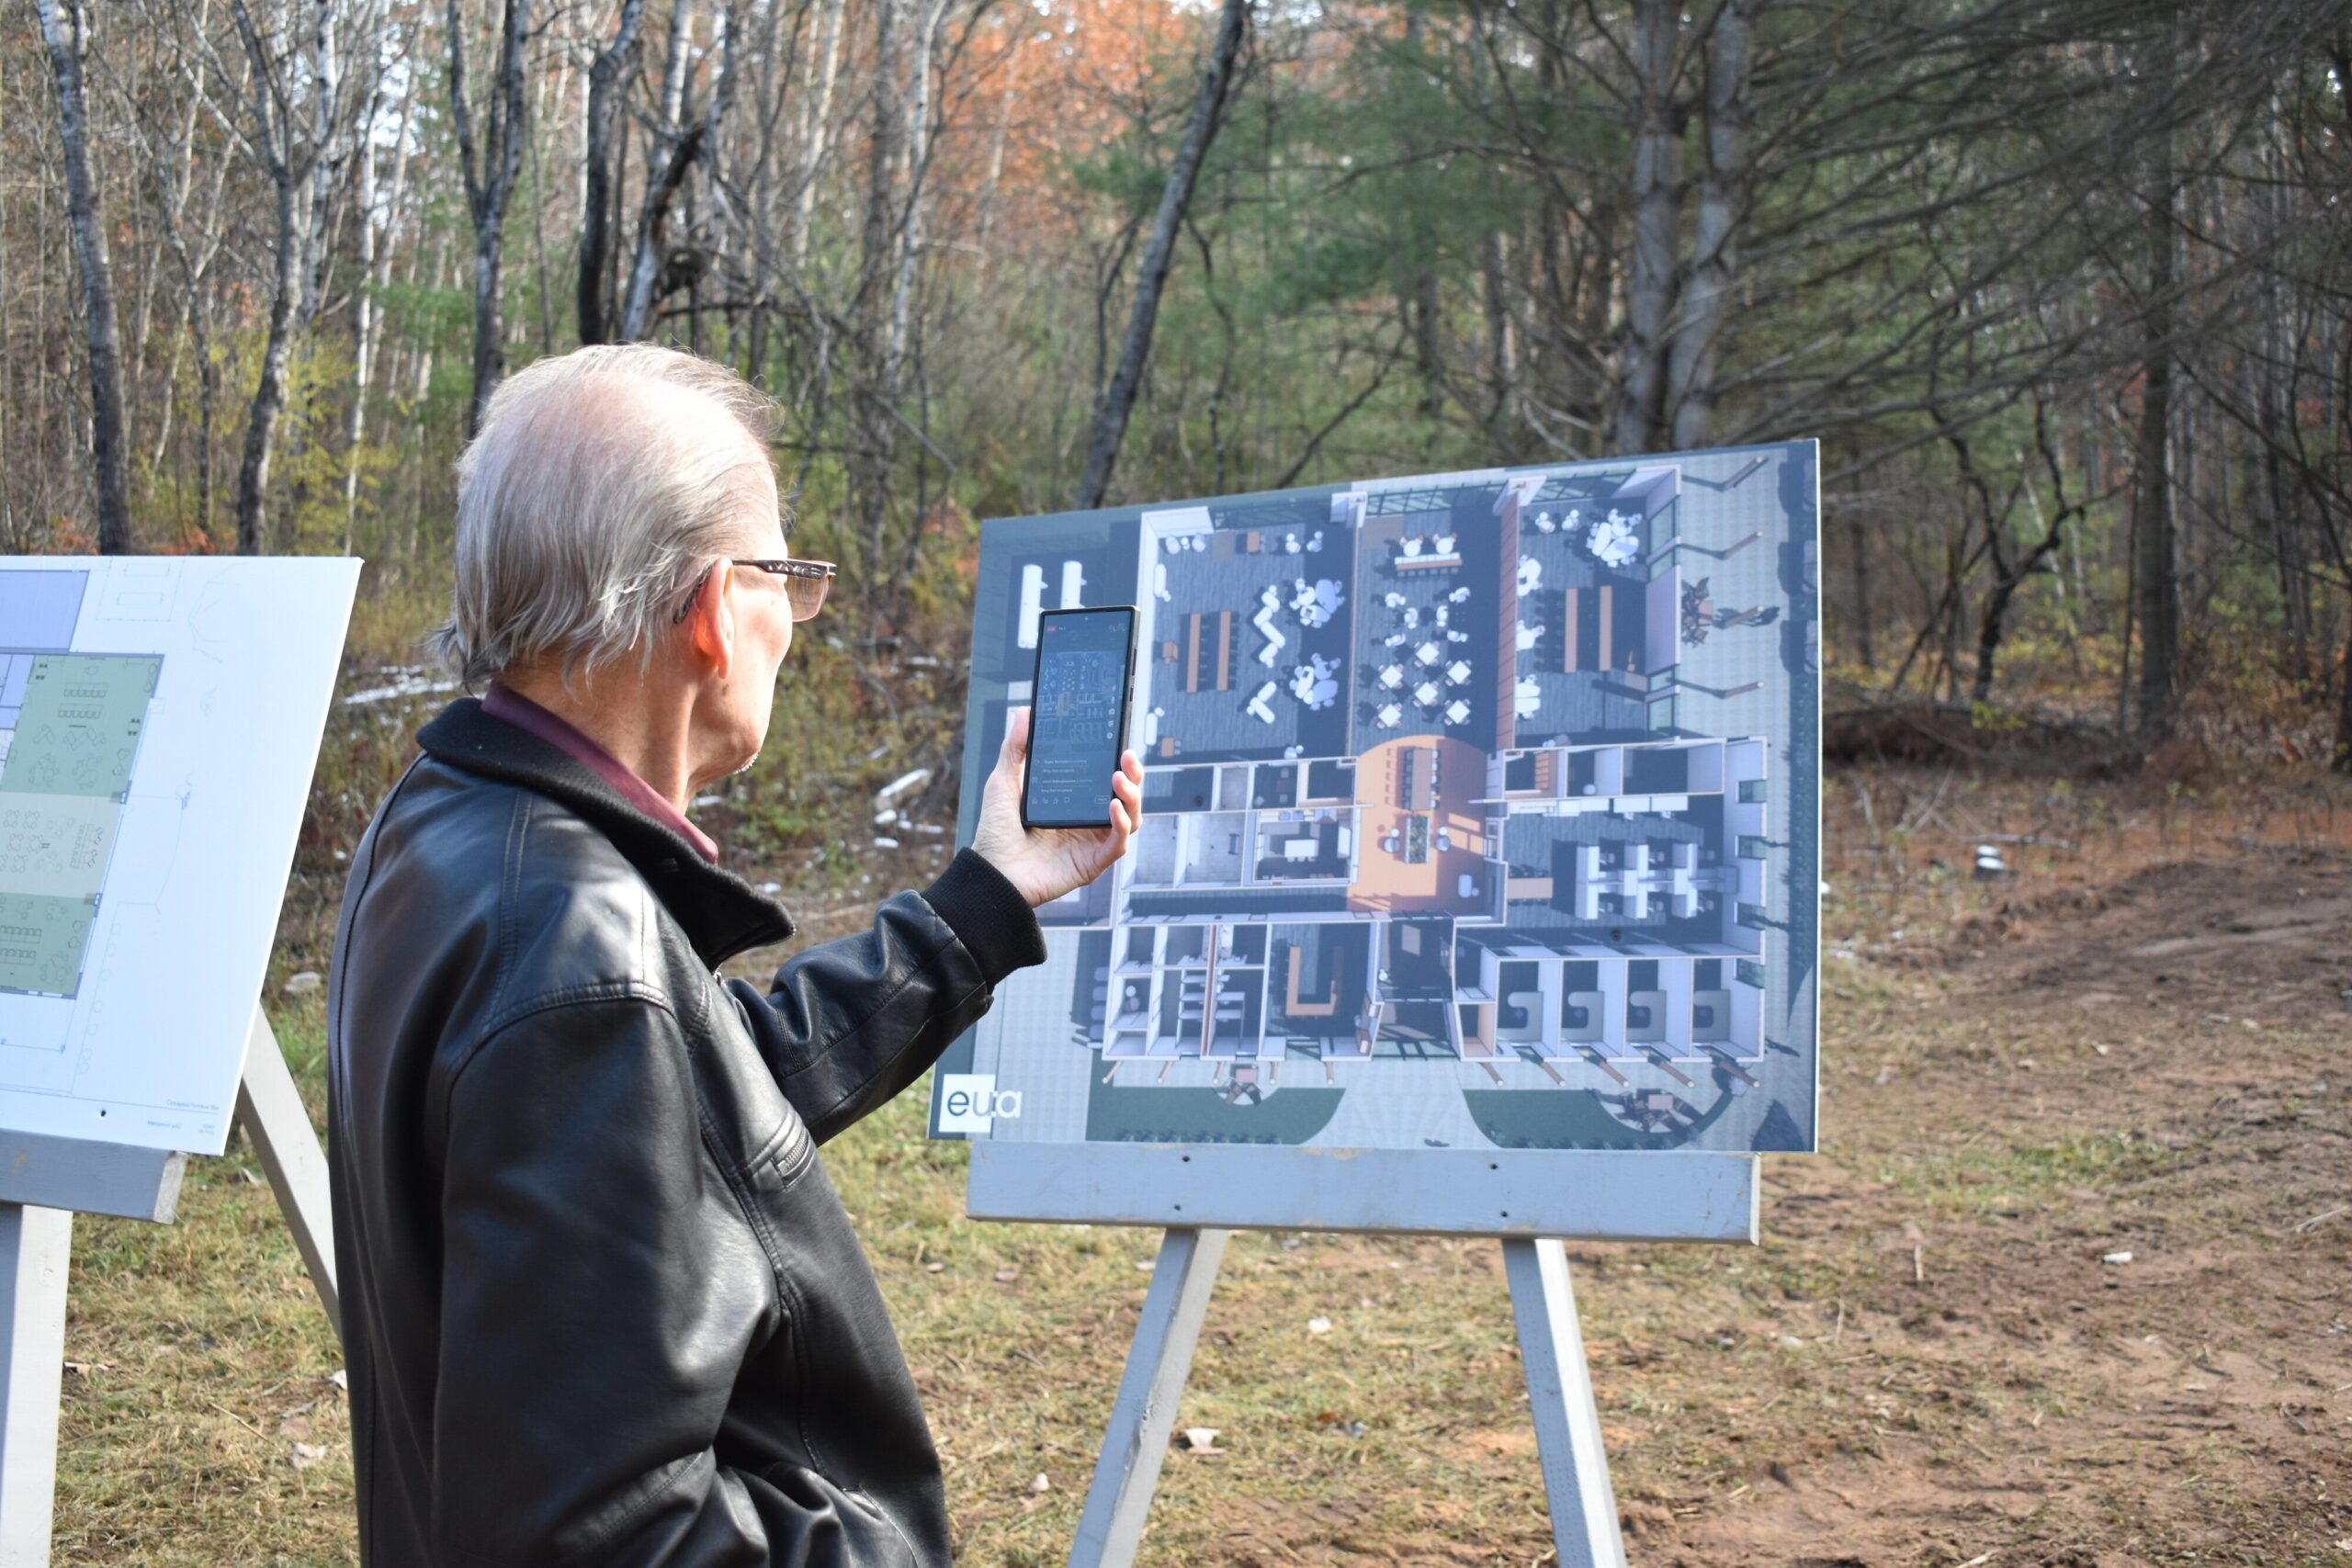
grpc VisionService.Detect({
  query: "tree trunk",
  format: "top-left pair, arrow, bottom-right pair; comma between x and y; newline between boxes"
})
578,0 -> 648,345
235,178 -> 302,555
1973,502 -> 2071,705
528,62 -> 560,355
1611,0 -> 1681,457
1405,273 -> 1442,424
619,125 -> 707,340
35,0 -> 131,553
2256,120 -> 2308,682
851,0 -> 907,590
2132,144 -> 2178,735
450,0 -> 534,435
1073,0 -> 1249,511
788,0 -> 849,270
2336,593 -> 2352,773
887,0 -> 945,391
1848,509 -> 1872,669
1481,228 -> 1515,429
151,130 -> 226,547
1664,0 -> 1756,451
973,72 -> 1015,266
620,0 -> 701,341
345,65 -> 414,553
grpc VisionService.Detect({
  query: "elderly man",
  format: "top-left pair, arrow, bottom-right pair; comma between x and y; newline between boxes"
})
326,343 -> 1142,1565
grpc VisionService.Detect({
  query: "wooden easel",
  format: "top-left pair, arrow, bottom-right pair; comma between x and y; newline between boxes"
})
0,1007 -> 333,1566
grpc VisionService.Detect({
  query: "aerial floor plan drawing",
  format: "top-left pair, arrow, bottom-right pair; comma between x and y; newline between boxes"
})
0,572 -> 160,999
941,445 -> 1818,1155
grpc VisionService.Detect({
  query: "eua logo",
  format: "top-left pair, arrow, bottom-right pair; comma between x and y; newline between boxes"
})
936,1073 -> 1022,1134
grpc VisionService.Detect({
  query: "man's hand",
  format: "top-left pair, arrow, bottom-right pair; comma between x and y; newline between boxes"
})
969,705 -> 1144,908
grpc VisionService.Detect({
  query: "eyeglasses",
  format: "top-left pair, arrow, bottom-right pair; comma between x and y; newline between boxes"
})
673,557 -> 838,624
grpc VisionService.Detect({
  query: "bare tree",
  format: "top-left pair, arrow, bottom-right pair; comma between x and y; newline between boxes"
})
617,0 -> 701,340
785,0 -> 846,271
345,41 -> 415,551
1611,0 -> 1681,457
448,0 -> 534,435
1073,0 -> 1250,510
186,0 -> 380,553
116,4 -> 240,544
843,0 -> 907,587
1663,0 -> 1757,449
35,0 -> 133,552
578,0 -> 648,345
2131,135 -> 2180,735
1960,395 -> 2090,705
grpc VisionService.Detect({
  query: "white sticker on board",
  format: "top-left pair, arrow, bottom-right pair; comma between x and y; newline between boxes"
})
936,1073 -> 998,1134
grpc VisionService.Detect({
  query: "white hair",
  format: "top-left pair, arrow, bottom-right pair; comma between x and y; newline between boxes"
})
430,344 -> 786,689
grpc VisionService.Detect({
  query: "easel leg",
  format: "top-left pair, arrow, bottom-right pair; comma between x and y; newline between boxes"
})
233,1007 -> 341,1343
1505,1237 -> 1627,1568
1067,1226 -> 1227,1568
0,1204 -> 71,1568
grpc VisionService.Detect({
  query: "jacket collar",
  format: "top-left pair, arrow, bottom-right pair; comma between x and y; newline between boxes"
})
415,696 -> 797,966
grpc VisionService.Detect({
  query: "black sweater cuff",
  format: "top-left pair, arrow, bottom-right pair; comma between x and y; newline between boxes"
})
922,848 -> 1047,987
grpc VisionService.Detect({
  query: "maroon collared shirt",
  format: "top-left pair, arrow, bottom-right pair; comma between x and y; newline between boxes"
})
481,682 -> 721,864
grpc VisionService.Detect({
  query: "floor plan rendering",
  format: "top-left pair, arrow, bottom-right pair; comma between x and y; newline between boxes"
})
0,572 -> 159,998
940,445 -> 1818,1155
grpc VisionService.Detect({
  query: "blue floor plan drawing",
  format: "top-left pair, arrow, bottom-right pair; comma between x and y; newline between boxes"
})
940,444 -> 1818,1155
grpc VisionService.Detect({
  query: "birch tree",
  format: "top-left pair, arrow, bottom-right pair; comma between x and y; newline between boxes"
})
153,0 -> 381,552
35,0 -> 132,552
617,0 -> 701,340
447,0 -> 533,435
578,0 -> 648,344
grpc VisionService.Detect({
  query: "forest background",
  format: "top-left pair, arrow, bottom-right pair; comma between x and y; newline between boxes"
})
6,0 -> 2352,1562
10,0 -> 2352,771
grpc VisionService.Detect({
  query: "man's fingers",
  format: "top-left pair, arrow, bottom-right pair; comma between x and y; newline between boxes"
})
999,706 -> 1032,770
1100,755 -> 1142,867
1103,794 -> 1134,864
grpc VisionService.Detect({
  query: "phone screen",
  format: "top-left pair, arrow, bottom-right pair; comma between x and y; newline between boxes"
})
1023,606 -> 1136,828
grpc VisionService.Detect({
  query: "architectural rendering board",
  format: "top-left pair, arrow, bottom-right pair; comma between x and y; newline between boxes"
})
0,557 -> 358,1155
932,445 -> 1819,1163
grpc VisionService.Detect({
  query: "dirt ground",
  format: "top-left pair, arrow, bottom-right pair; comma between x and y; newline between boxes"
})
1599,776 -> 2352,1567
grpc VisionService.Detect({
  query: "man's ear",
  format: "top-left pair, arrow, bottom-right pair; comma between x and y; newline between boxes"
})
684,561 -> 735,682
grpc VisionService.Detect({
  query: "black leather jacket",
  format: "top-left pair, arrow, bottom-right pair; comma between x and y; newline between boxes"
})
326,698 -> 1046,1566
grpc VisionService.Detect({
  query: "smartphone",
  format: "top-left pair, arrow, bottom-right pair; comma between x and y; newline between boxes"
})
1021,604 -> 1139,830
